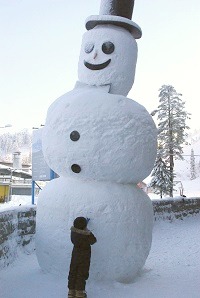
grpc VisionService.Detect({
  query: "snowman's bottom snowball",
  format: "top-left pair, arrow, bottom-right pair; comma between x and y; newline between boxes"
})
35,177 -> 153,283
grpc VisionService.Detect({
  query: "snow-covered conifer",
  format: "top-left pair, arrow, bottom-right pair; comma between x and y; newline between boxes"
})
149,149 -> 172,198
154,85 -> 190,197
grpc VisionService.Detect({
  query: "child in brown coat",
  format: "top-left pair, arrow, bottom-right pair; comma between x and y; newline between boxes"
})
68,217 -> 97,298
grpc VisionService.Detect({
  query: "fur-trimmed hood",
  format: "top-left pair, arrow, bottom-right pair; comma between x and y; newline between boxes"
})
70,226 -> 97,252
71,226 -> 91,236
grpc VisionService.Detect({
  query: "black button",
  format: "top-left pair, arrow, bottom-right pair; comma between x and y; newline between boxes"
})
70,131 -> 80,141
71,164 -> 81,173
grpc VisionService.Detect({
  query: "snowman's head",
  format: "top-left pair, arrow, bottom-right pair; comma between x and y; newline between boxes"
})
78,25 -> 138,96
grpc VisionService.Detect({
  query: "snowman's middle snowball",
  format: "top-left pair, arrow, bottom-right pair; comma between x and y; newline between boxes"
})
42,87 -> 157,184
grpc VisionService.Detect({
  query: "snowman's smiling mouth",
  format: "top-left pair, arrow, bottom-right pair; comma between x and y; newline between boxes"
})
84,59 -> 111,70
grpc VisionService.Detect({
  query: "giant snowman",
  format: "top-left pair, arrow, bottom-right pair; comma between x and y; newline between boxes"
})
36,0 -> 157,283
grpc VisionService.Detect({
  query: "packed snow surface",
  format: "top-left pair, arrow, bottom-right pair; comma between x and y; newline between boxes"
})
35,177 -> 153,282
1,213 -> 200,298
42,87 -> 157,184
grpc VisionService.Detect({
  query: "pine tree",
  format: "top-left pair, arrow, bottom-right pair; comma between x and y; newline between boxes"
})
154,85 -> 190,197
149,150 -> 172,198
190,148 -> 196,180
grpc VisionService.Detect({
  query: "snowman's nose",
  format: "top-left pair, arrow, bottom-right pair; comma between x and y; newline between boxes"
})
93,51 -> 97,59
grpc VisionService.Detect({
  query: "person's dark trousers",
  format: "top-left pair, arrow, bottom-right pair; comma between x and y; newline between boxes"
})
68,257 -> 90,290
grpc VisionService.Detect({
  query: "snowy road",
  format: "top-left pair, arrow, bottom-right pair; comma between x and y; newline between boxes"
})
1,215 -> 200,298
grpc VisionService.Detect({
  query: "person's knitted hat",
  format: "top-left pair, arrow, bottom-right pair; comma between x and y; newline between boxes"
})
73,217 -> 87,230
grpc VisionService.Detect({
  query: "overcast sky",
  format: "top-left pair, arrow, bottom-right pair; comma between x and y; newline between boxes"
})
0,0 -> 200,131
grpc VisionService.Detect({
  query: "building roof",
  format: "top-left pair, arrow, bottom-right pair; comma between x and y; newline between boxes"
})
0,163 -> 32,179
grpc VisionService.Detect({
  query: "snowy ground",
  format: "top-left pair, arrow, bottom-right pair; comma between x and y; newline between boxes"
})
0,195 -> 35,211
0,211 -> 200,298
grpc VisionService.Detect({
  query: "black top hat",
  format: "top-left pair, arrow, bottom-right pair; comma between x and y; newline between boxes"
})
85,0 -> 142,39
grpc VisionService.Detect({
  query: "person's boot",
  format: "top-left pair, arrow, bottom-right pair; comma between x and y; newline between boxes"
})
68,289 -> 76,298
75,290 -> 87,298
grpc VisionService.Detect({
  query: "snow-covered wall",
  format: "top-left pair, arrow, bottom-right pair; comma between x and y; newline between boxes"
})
153,198 -> 200,221
0,206 -> 36,269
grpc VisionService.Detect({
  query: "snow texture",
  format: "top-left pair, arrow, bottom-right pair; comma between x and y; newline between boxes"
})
36,176 -> 153,282
78,25 -> 138,96
42,87 -> 157,184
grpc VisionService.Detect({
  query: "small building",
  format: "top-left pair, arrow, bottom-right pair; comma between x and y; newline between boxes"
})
0,164 -> 32,200
0,181 -> 10,203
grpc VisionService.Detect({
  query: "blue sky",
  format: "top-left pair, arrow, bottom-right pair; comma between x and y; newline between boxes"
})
0,0 -> 200,131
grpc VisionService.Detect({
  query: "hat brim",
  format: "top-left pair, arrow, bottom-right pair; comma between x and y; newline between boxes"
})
85,15 -> 142,39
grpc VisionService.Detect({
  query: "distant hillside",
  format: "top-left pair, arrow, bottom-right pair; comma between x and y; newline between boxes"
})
145,129 -> 200,198
175,129 -> 200,181
173,133 -> 200,197
0,129 -> 32,164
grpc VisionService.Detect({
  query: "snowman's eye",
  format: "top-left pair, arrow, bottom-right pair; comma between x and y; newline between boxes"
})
70,131 -> 80,141
102,42 -> 115,54
71,164 -> 81,173
85,43 -> 94,53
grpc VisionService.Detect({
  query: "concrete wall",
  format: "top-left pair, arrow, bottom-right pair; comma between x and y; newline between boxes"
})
0,206 -> 36,269
0,197 -> 200,269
